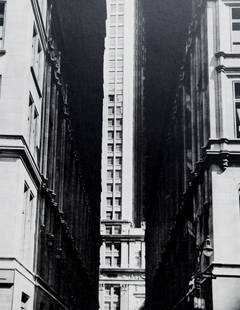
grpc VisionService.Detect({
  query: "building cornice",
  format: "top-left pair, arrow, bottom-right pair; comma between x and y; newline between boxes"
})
0,135 -> 42,188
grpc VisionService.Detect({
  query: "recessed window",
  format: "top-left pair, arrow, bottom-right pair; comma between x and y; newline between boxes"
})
107,197 -> 113,207
108,107 -> 114,115
115,170 -> 122,180
0,3 -> 6,50
115,197 -> 121,207
114,225 -> 121,234
108,144 -> 114,153
116,107 -> 122,115
116,144 -> 122,153
109,94 -> 115,102
115,184 -> 122,193
114,211 -> 122,220
108,119 -> 114,127
107,184 -> 113,193
115,157 -> 122,166
234,82 -> 240,137
110,15 -> 116,25
108,131 -> 114,140
231,8 -> 240,51
118,15 -> 124,24
106,226 -> 112,235
110,26 -> 116,37
107,157 -> 114,166
118,26 -> 124,36
106,211 -> 113,220
117,49 -> 124,59
116,119 -> 122,127
107,170 -> 113,179
116,131 -> 122,140
117,37 -> 124,47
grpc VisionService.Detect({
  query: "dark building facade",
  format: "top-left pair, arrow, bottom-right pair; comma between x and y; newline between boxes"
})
145,0 -> 240,309
0,1 -> 105,309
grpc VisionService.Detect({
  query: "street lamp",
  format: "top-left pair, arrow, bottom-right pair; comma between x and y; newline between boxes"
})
194,236 -> 213,310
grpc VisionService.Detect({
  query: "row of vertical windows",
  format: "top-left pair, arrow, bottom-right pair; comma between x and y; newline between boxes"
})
107,157 -> 122,166
108,131 -> 122,140
108,119 -> 122,127
109,48 -> 124,60
107,144 -> 122,153
105,225 -> 121,235
109,15 -> 124,25
107,170 -> 122,180
109,26 -> 124,37
106,211 -> 121,220
107,183 -> 122,194
107,197 -> 121,207
110,3 -> 124,14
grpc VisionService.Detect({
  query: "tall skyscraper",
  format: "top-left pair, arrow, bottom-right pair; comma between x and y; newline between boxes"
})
99,1 -> 145,309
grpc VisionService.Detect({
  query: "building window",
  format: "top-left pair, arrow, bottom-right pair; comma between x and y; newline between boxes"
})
107,197 -> 113,207
115,197 -> 121,207
28,94 -> 39,160
109,94 -> 115,102
110,4 -> 116,13
108,119 -> 114,127
22,182 -> 34,264
104,286 -> 120,310
0,2 -> 5,50
116,107 -> 122,115
106,211 -> 113,220
231,7 -> 240,52
110,26 -> 116,37
114,225 -> 121,234
108,144 -> 114,153
118,15 -> 124,24
115,170 -> 122,180
107,157 -> 114,166
110,15 -> 116,25
117,72 -> 123,83
115,157 -> 122,167
109,49 -> 115,59
21,292 -> 30,310
108,131 -> 114,140
32,24 -> 43,84
114,211 -> 122,220
134,242 -> 142,268
106,226 -> 112,235
118,26 -> 124,36
105,243 -> 121,267
116,94 -> 123,103
115,184 -> 122,193
117,37 -> 124,47
234,82 -> 240,137
107,183 -> 113,194
109,71 -> 115,82
107,170 -> 113,180
116,144 -> 122,153
108,107 -> 114,115
116,119 -> 122,127
116,131 -> 122,140
118,3 -> 124,13
117,49 -> 124,59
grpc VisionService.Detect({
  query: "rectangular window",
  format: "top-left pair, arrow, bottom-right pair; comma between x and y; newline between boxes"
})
109,83 -> 115,93
116,132 -> 121,141
116,107 -> 122,115
107,170 -> 113,180
106,211 -> 113,220
107,183 -> 113,193
116,144 -> 122,153
118,26 -> 124,36
109,49 -> 115,59
32,24 -> 43,83
108,107 -> 114,115
116,94 -> 123,103
106,226 -> 112,235
114,225 -> 121,234
108,144 -> 114,153
109,59 -> 115,68
108,119 -> 114,127
117,72 -> 123,83
109,71 -> 115,82
110,15 -> 116,25
109,94 -> 115,102
107,157 -> 114,166
231,8 -> 240,51
108,131 -> 114,140
110,4 -> 116,13
115,197 -> 121,206
107,197 -> 113,207
116,119 -> 122,127
115,184 -> 122,193
105,243 -> 121,267
115,157 -> 122,166
118,15 -> 124,24
0,2 -> 5,50
114,211 -> 122,220
110,26 -> 116,37
118,4 -> 124,13
104,286 -> 120,310
117,37 -> 124,47
115,170 -> 122,180
117,49 -> 124,59
22,182 -> 34,264
234,82 -> 240,137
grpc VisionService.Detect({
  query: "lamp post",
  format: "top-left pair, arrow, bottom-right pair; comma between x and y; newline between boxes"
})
193,236 -> 213,310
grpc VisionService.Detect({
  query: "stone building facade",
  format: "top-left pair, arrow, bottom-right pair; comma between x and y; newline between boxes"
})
0,1 -> 104,309
99,0 -> 145,309
145,0 -> 240,309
